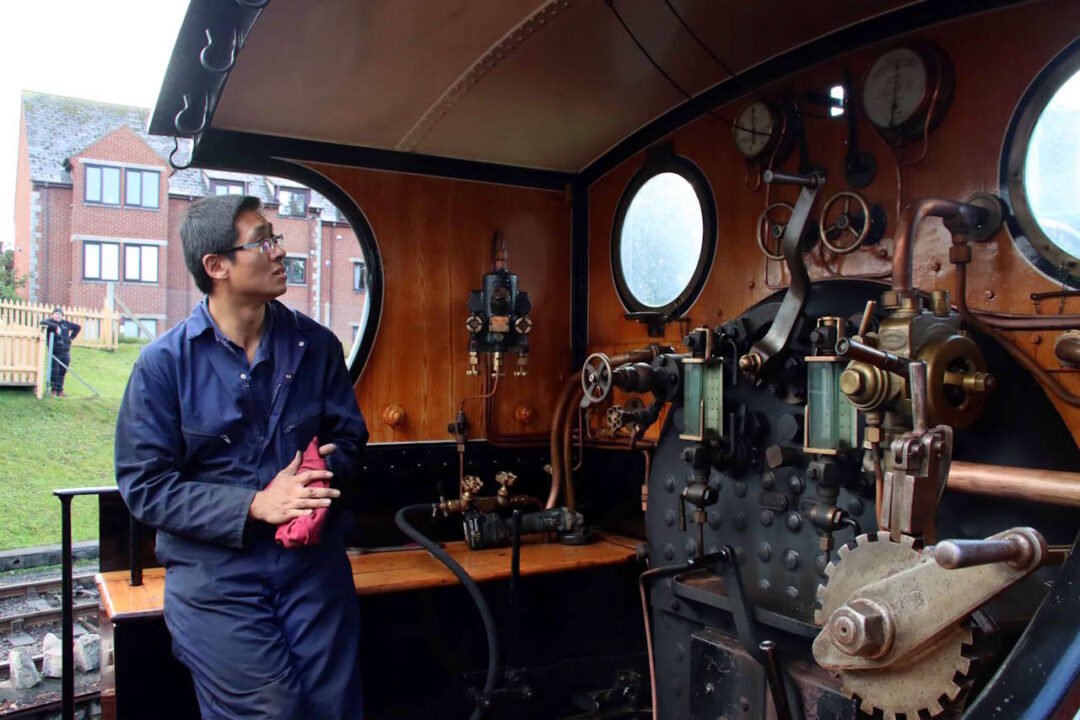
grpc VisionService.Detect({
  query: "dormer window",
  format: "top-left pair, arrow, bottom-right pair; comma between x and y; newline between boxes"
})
278,187 -> 309,217
85,165 -> 121,205
210,179 -> 245,196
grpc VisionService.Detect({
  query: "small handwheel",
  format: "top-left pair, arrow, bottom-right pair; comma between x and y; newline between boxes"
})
581,353 -> 614,405
756,202 -> 794,260
818,190 -> 870,255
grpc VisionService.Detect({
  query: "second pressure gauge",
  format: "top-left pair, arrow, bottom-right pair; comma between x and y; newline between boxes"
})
862,43 -> 954,145
732,99 -> 794,166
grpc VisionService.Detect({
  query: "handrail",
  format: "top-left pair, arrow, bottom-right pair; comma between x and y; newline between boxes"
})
53,487 -> 122,720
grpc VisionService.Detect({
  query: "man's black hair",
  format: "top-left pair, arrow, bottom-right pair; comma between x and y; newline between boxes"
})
181,194 -> 262,294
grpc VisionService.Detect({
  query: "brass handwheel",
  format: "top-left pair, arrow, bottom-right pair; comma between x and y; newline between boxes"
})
819,190 -> 871,255
756,202 -> 794,260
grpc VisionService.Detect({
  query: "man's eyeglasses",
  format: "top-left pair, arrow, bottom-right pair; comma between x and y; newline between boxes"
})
218,234 -> 284,255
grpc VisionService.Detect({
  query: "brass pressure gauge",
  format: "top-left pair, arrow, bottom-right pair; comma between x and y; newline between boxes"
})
732,99 -> 793,165
862,44 -> 954,145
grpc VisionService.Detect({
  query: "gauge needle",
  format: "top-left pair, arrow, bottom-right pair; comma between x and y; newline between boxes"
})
889,63 -> 900,128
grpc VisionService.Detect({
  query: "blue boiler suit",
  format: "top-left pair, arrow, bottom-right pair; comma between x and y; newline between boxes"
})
115,300 -> 368,719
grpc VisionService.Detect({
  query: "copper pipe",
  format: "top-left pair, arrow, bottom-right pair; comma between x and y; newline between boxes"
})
561,384 -> 583,511
948,461 -> 1080,508
955,263 -> 1080,408
546,374 -> 580,509
639,565 -> 691,720
549,347 -> 668,509
892,198 -> 985,294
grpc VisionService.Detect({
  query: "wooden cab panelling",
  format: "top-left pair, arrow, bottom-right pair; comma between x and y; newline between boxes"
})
587,0 -> 1080,445
303,163 -> 572,443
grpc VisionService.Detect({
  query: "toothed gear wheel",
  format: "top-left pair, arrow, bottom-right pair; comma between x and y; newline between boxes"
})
815,532 -> 974,720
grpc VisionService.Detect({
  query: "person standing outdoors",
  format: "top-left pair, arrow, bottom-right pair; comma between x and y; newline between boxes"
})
115,195 -> 368,719
40,307 -> 80,396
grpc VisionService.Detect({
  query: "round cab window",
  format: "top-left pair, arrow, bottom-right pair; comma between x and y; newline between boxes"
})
1004,38 -> 1080,283
612,156 -> 716,316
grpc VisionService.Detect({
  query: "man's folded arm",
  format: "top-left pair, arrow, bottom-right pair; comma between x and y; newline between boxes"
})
115,357 -> 254,549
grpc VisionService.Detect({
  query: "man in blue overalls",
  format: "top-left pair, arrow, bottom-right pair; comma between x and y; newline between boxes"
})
115,194 -> 367,719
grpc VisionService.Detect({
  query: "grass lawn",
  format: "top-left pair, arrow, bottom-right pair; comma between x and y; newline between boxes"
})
0,342 -> 143,550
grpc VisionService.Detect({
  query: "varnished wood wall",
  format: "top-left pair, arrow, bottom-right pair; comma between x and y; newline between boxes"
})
587,0 -> 1080,445
304,163 -> 572,443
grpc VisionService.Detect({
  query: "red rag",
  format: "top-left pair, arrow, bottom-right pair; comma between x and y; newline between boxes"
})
274,436 -> 329,548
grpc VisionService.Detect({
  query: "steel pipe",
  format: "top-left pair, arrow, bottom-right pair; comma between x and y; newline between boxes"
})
947,461 -> 1080,508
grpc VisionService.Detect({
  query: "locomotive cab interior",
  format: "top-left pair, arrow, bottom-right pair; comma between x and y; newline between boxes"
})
90,1 -> 1080,718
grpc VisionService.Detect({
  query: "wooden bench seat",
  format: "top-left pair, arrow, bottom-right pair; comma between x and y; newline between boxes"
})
96,535 -> 640,621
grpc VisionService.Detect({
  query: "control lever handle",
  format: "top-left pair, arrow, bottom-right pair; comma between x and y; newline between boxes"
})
835,337 -> 911,376
763,169 -> 824,188
935,527 -> 1045,570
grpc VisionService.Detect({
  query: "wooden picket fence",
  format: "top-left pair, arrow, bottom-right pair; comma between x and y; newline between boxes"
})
0,325 -> 48,398
0,297 -> 118,397
0,298 -> 118,350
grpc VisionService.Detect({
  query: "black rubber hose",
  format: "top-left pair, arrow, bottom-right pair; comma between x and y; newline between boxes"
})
395,504 -> 498,719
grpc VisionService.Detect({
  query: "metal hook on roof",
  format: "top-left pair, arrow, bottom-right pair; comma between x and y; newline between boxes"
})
235,0 -> 270,8
200,27 -> 238,73
169,137 -> 194,171
174,92 -> 209,135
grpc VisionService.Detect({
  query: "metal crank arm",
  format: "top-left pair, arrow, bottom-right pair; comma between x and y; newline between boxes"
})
814,526 -> 1048,672
739,170 -> 824,378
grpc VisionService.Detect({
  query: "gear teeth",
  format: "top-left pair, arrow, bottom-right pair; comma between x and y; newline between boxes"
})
956,656 -> 972,676
823,561 -> 838,578
958,624 -> 974,646
874,530 -> 891,544
926,698 -> 944,716
837,543 -> 852,560
944,679 -> 964,701
899,533 -> 917,548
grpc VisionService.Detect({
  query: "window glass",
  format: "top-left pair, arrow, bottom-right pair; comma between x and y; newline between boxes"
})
618,172 -> 705,308
122,318 -> 157,340
141,246 -> 158,282
284,256 -> 306,285
84,243 -> 101,278
1024,67 -> 1080,258
102,167 -> 121,205
126,171 -> 141,206
353,262 -> 366,291
142,172 -> 160,208
124,245 -> 140,280
86,166 -> 102,202
279,188 -> 308,217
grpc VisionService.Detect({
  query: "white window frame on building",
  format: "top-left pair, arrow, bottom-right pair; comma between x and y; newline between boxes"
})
350,322 -> 361,343
83,240 -> 120,281
210,179 -> 245,195
284,253 -> 307,286
352,260 -> 366,291
85,164 -> 121,206
278,187 -> 310,217
121,315 -> 163,341
125,169 -> 161,209
124,244 -> 160,283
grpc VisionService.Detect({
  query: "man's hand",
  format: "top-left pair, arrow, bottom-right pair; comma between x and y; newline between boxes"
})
248,451 -> 339,526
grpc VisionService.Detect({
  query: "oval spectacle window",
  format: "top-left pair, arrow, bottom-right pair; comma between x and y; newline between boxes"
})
612,156 -> 715,317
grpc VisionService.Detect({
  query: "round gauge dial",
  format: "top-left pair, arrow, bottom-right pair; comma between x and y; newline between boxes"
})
862,44 -> 954,144
733,101 -> 777,160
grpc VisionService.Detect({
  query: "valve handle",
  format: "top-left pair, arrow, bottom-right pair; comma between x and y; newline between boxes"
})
581,353 -> 615,406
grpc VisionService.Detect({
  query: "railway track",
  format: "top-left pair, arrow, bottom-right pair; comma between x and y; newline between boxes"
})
0,573 -> 101,682
0,572 -> 97,601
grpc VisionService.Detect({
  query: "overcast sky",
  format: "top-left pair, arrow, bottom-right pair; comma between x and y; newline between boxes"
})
0,0 -> 190,252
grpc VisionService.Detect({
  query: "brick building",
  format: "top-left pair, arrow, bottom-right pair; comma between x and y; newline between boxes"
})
12,91 -> 369,349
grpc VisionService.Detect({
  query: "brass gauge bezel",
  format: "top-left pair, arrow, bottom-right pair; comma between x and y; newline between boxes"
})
731,97 -> 795,167
861,43 -> 955,146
